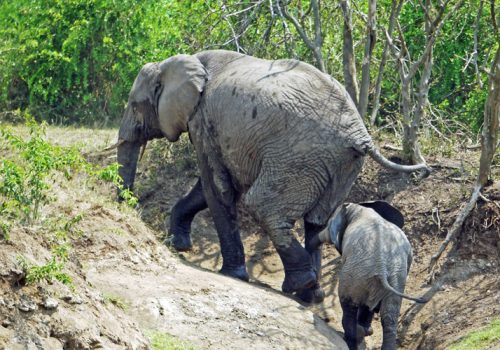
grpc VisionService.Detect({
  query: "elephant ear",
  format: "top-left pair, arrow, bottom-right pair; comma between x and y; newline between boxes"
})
327,205 -> 348,254
359,200 -> 404,228
157,55 -> 207,142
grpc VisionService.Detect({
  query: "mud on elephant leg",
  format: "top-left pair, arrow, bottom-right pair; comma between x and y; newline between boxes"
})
341,299 -> 360,350
168,178 -> 207,251
253,217 -> 315,294
275,237 -> 316,294
197,154 -> 249,282
295,221 -> 326,303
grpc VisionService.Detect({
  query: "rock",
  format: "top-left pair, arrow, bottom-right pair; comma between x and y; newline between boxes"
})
62,295 -> 83,304
18,295 -> 37,312
43,297 -> 59,310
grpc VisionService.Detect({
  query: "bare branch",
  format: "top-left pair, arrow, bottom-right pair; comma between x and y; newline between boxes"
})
371,0 -> 405,125
491,0 -> 498,34
358,0 -> 377,119
473,0 -> 485,88
279,0 -> 325,72
340,0 -> 359,103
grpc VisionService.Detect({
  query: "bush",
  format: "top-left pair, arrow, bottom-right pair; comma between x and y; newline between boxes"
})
0,0 -> 183,125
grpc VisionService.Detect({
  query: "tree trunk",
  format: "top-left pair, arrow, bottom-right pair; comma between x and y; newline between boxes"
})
358,0 -> 377,119
401,77 -> 425,164
280,0 -> 325,72
405,5 -> 434,165
340,0 -> 359,105
370,0 -> 403,125
478,45 -> 500,186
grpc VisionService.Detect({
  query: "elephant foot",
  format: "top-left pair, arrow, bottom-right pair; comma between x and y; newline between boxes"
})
362,326 -> 373,336
295,283 -> 326,304
281,270 -> 316,294
165,234 -> 193,252
220,265 -> 249,282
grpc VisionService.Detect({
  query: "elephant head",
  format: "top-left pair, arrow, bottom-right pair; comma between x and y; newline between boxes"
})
115,55 -> 207,193
310,200 -> 404,253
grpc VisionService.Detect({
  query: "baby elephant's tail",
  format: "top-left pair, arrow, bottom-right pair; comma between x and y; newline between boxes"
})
379,275 -> 428,304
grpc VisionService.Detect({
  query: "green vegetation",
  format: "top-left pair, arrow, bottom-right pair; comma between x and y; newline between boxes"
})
0,0 -> 495,135
0,117 -> 137,286
0,116 -> 86,223
447,318 -> 500,350
146,331 -> 199,350
103,293 -> 130,310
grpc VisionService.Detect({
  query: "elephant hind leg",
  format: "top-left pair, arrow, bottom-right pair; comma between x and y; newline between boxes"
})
357,304 -> 375,336
295,221 -> 326,303
243,161 -> 323,294
379,287 -> 404,350
244,197 -> 315,294
168,178 -> 208,251
341,299 -> 359,350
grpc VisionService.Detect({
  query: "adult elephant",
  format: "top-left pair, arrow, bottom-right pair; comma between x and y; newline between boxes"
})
114,50 -> 429,302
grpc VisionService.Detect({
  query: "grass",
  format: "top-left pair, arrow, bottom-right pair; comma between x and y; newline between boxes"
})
103,293 -> 129,310
146,331 -> 199,350
447,318 -> 500,350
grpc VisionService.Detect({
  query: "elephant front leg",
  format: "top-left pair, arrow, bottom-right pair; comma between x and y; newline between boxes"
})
296,221 -> 326,303
197,154 -> 249,282
168,177 -> 208,251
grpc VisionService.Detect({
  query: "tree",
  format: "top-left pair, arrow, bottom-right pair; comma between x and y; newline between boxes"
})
429,9 -> 499,271
358,0 -> 377,119
340,0 -> 359,105
386,0 -> 465,164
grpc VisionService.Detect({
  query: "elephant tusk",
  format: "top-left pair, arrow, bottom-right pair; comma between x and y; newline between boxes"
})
102,139 -> 125,152
139,141 -> 147,162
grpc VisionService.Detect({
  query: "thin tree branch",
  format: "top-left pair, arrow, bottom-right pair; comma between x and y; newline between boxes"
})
407,0 -> 465,80
370,0 -> 404,125
473,0 -> 485,88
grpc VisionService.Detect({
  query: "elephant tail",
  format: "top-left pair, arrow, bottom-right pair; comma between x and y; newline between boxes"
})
379,275 -> 428,304
367,147 -> 432,175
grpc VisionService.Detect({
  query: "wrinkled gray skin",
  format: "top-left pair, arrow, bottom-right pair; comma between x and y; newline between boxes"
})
115,50 -> 429,302
310,201 -> 427,350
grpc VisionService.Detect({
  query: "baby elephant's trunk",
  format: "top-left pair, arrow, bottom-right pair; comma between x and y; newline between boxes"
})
306,230 -> 331,251
379,275 -> 428,303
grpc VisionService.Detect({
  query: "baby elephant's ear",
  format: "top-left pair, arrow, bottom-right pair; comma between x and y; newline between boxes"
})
359,200 -> 404,228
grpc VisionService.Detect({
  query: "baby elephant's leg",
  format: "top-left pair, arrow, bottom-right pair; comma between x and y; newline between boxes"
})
357,304 -> 375,336
341,299 -> 359,350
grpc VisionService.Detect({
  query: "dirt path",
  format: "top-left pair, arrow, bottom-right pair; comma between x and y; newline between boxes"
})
86,248 -> 348,350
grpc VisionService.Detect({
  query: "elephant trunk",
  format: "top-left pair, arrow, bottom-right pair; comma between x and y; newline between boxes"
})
117,140 -> 141,198
367,147 -> 432,174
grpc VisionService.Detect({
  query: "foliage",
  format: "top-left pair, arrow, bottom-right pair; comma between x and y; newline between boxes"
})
447,318 -> 500,350
0,118 -> 137,288
0,116 -> 137,223
0,0 -> 495,134
102,293 -> 129,310
0,115 -> 86,222
146,331 -> 199,350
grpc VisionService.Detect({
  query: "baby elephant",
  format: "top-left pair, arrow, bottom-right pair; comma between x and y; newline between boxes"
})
309,201 -> 427,350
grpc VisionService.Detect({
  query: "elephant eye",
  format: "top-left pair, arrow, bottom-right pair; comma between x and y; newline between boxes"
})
131,102 -> 137,114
